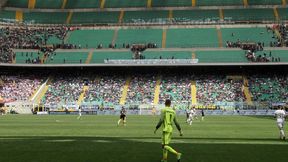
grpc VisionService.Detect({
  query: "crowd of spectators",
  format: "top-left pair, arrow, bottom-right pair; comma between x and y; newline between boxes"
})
245,50 -> 281,62
0,26 -> 68,49
126,74 -> 156,105
196,75 -> 245,105
41,75 -> 83,106
159,75 -> 191,105
0,75 -> 44,102
83,75 -> 125,105
0,46 -> 15,63
248,75 -> 288,102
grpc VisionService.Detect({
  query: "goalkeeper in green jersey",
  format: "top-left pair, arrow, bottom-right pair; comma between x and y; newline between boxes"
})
154,99 -> 183,162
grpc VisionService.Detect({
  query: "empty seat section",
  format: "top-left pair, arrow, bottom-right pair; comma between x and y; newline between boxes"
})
116,29 -> 162,47
221,27 -> 273,46
278,8 -> 288,21
67,30 -> 114,48
35,0 -> 62,9
65,0 -> 100,9
197,0 -> 243,6
91,52 -> 132,63
166,28 -> 218,48
152,0 -> 191,7
143,51 -> 191,59
248,0 -> 282,5
255,50 -> 288,62
105,0 -> 146,8
23,12 -> 67,24
45,52 -> 88,64
15,52 -> 43,64
0,10 -> 15,20
173,10 -> 220,23
196,51 -> 247,63
6,0 -> 28,8
71,11 -> 119,24
123,11 -> 169,24
224,8 -> 275,21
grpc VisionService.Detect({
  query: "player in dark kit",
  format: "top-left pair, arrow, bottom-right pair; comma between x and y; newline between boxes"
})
117,107 -> 127,126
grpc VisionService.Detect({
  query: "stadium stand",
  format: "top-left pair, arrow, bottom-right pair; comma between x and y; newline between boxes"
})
23,11 -> 68,24
248,0 -> 283,5
159,74 -> 192,107
126,74 -> 156,105
223,8 -> 275,22
41,74 -> 84,107
166,28 -> 219,47
105,0 -> 147,8
70,11 -> 120,25
248,75 -> 288,102
221,27 -> 273,47
173,10 -> 220,23
123,11 -> 169,24
83,74 -> 126,106
196,50 -> 247,63
35,0 -> 63,9
0,74 -> 44,102
197,0 -> 243,6
65,0 -> 100,9
116,29 -> 162,47
6,0 -> 27,8
196,75 -> 245,105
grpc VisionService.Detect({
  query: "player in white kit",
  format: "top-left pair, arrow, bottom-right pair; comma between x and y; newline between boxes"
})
77,105 -> 82,120
187,108 -> 195,125
274,106 -> 286,140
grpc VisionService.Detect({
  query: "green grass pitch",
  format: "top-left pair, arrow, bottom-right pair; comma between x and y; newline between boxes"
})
0,115 -> 287,162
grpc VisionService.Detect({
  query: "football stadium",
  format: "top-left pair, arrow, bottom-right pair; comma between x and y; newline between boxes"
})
0,0 -> 288,162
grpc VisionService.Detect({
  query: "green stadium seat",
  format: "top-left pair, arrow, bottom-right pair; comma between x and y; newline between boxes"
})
116,29 -> 162,47
248,0 -> 282,5
6,0 -> 28,8
221,27 -> 273,47
65,0 -> 100,9
15,52 -> 43,64
197,0 -> 243,6
123,11 -> 169,24
0,11 -> 15,21
196,50 -> 247,63
224,8 -> 275,22
152,0 -> 192,7
105,0 -> 147,8
23,12 -> 67,24
173,10 -> 220,23
35,0 -> 62,9
66,30 -> 114,48
71,11 -> 119,24
166,28 -> 219,48
45,52 -> 88,64
278,8 -> 288,21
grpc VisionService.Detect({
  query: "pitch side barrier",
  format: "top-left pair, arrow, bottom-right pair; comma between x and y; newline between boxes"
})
47,109 -> 276,116
1,62 -> 288,67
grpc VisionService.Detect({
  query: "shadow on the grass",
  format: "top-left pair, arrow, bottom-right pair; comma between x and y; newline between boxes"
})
0,136 -> 287,162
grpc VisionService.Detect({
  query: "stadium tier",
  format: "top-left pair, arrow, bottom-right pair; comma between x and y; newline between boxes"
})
221,27 -> 273,46
70,11 -> 120,24
166,28 -> 219,47
4,0 -> 285,8
196,0 -> 243,6
23,11 -> 68,24
1,73 -> 287,109
66,29 -> 114,48
223,8 -> 275,22
0,8 -> 283,24
116,29 -> 162,47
